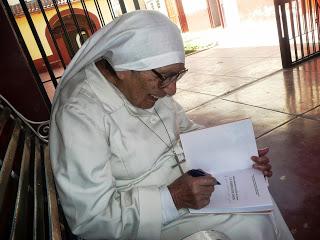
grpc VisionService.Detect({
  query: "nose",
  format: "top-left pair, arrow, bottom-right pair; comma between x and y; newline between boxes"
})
162,81 -> 177,96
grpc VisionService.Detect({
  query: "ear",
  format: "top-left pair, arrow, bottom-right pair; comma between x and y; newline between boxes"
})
115,70 -> 132,81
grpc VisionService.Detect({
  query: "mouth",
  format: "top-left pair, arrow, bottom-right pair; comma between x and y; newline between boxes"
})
149,94 -> 161,101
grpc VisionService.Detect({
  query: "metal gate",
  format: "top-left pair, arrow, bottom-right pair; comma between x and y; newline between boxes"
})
274,0 -> 320,68
2,0 -> 141,108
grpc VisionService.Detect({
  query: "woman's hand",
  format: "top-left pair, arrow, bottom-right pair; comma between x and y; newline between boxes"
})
251,147 -> 273,177
168,173 -> 216,210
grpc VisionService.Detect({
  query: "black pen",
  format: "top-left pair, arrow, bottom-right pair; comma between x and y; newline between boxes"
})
187,169 -> 221,185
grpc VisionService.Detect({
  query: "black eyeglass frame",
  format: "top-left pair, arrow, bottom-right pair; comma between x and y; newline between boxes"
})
151,68 -> 188,88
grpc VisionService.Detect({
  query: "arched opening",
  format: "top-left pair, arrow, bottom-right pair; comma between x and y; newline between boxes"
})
46,9 -> 101,67
76,30 -> 90,48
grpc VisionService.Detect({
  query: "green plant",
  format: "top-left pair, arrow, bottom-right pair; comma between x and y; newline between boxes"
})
184,44 -> 199,55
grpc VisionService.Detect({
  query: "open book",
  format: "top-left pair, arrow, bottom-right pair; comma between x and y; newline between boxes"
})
180,119 -> 273,214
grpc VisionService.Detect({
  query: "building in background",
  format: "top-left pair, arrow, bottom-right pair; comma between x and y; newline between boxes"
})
144,0 -> 224,32
6,0 -> 276,79
144,0 -> 276,32
8,0 -> 147,72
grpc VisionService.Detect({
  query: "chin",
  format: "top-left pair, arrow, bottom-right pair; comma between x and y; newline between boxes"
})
140,103 -> 156,109
138,100 -> 157,109
133,97 -> 158,109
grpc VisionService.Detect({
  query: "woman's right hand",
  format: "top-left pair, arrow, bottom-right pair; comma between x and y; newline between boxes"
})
167,173 -> 216,210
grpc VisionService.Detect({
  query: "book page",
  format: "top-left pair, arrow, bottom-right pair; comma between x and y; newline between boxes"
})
180,119 -> 274,213
180,119 -> 258,175
190,168 -> 273,214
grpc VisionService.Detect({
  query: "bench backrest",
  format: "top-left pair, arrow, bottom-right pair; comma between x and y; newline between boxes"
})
0,96 -> 72,240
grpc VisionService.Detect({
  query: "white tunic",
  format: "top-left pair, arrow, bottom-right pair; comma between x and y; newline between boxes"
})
49,63 -> 294,240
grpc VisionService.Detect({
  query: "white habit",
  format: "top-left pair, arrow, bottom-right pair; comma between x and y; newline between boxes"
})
50,63 -> 294,240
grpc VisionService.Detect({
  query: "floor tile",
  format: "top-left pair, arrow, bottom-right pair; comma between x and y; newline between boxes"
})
177,73 -> 255,96
186,99 -> 294,137
224,69 -> 320,114
225,57 -> 282,78
187,46 -> 280,59
257,117 -> 320,239
302,106 -> 320,121
296,58 -> 320,72
173,90 -> 216,112
186,57 -> 257,75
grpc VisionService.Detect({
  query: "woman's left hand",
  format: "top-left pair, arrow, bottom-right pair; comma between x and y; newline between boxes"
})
251,147 -> 272,177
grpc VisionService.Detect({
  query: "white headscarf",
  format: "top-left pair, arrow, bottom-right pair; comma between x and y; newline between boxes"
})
53,10 -> 185,104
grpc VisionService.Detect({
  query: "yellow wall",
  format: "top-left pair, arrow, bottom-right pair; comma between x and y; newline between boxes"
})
138,0 -> 147,9
15,0 -> 118,60
124,0 -> 136,12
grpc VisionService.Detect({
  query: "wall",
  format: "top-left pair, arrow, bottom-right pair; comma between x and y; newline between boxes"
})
145,0 -> 169,16
14,0 -> 114,60
182,0 -> 211,31
236,0 -> 275,21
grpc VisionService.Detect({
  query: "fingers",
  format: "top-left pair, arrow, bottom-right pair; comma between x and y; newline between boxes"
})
253,162 -> 272,172
194,175 -> 217,186
263,170 -> 273,177
192,196 -> 211,209
168,173 -> 217,209
185,187 -> 213,209
188,176 -> 215,196
251,148 -> 272,177
258,147 -> 269,157
198,184 -> 215,195
252,160 -> 273,178
251,155 -> 269,164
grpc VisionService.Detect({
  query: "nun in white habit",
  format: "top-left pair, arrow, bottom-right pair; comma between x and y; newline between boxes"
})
49,10 -> 294,240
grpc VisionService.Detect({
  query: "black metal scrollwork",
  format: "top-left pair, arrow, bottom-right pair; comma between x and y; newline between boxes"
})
0,95 -> 50,143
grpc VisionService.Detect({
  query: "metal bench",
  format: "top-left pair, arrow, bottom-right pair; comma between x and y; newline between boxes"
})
0,95 -> 73,240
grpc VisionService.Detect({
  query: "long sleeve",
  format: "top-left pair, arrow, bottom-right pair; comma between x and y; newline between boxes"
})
49,103 -> 162,240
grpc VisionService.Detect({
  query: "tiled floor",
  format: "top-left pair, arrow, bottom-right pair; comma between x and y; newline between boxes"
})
174,45 -> 320,239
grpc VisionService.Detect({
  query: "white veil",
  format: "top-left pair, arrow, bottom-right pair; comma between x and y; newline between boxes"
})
53,10 -> 185,105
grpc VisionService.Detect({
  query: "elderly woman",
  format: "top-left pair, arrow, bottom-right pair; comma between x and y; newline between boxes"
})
49,10 -> 294,240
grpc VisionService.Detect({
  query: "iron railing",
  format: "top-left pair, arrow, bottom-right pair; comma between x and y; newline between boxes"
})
3,0 -> 141,109
274,0 -> 320,68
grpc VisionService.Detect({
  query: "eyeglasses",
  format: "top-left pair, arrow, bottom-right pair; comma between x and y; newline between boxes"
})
151,68 -> 188,88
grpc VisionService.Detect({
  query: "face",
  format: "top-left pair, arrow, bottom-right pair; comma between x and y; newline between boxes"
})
115,63 -> 185,109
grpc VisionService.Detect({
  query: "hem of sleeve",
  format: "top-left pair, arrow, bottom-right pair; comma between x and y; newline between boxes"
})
137,186 -> 162,240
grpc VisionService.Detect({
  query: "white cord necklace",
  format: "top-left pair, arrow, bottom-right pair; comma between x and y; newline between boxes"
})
135,108 -> 185,174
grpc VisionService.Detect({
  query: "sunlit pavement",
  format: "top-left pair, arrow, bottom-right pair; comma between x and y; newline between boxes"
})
175,19 -> 320,240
